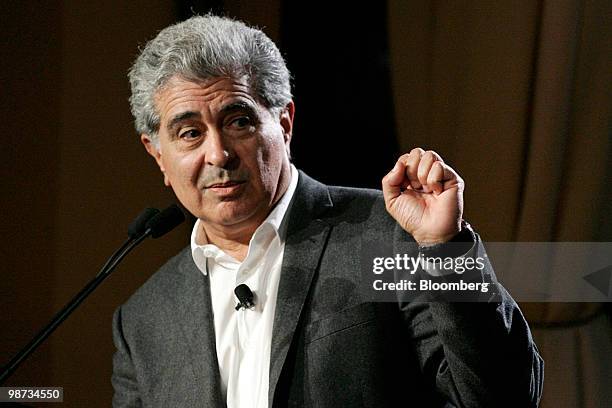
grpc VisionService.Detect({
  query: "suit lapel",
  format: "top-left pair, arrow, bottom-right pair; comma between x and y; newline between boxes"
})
268,172 -> 333,406
173,251 -> 225,407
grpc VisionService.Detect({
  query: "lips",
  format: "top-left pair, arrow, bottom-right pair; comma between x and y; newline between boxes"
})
206,180 -> 245,189
204,180 -> 247,198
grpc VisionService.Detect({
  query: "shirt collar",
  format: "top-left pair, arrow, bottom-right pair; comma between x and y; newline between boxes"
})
190,164 -> 299,274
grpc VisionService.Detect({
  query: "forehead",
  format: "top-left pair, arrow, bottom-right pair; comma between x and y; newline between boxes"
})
154,75 -> 260,122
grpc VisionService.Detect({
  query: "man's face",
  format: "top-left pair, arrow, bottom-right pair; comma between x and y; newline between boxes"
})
142,75 -> 294,229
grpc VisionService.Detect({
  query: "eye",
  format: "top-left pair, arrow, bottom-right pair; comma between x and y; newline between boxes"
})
178,128 -> 201,140
228,116 -> 253,130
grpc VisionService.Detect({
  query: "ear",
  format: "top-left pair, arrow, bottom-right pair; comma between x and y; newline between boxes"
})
141,134 -> 171,186
279,101 -> 295,146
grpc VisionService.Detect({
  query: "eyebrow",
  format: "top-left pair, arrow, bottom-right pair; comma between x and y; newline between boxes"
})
166,111 -> 201,133
219,101 -> 258,117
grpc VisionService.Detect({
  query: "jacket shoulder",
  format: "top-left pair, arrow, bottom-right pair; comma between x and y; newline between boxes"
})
118,246 -> 192,316
324,185 -> 392,226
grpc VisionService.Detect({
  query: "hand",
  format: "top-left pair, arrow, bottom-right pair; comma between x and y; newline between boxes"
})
382,148 -> 464,245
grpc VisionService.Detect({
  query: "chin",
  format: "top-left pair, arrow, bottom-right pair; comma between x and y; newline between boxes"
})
211,202 -> 261,226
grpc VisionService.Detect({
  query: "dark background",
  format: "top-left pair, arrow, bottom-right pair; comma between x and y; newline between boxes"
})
1,1 -> 610,407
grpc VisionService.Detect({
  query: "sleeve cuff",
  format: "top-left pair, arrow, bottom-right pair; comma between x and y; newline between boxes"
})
418,221 -> 477,277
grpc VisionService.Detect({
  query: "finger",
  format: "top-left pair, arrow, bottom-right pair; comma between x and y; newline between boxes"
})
427,161 -> 463,193
384,159 -> 406,186
426,161 -> 445,195
427,150 -> 444,163
382,159 -> 407,203
393,152 -> 413,189
404,148 -> 425,190
417,151 -> 438,189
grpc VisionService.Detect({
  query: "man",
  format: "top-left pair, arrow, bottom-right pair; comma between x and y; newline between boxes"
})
113,15 -> 544,407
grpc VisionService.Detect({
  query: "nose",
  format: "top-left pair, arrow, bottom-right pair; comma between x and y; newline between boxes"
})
205,129 -> 233,168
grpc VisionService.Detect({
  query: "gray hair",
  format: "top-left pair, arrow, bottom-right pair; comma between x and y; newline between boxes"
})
128,14 -> 292,143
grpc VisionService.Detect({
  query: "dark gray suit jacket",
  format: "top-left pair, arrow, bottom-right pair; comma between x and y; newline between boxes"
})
112,171 -> 544,407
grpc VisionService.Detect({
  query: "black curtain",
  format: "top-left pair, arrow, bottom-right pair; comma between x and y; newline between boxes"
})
279,2 -> 398,188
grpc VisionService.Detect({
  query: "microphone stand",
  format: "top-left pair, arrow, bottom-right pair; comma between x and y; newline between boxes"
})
0,204 -> 184,385
0,232 -> 150,385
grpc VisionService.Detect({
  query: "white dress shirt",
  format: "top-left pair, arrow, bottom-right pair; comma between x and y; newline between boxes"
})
190,165 -> 298,408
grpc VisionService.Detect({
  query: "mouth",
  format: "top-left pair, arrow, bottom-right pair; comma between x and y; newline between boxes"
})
205,180 -> 247,196
206,180 -> 246,189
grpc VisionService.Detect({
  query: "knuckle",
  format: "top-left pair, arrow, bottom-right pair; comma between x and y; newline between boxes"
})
398,153 -> 411,161
428,150 -> 443,162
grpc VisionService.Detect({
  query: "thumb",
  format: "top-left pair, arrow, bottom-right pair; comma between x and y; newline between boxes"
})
382,160 -> 406,203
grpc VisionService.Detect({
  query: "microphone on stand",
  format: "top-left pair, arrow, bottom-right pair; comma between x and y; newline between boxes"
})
128,207 -> 161,238
96,207 -> 160,278
0,204 -> 185,384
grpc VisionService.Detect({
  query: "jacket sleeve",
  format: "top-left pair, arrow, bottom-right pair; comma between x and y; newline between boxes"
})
112,306 -> 143,408
398,228 -> 545,407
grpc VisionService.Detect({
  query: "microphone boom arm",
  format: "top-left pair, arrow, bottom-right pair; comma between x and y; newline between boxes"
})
0,205 -> 184,384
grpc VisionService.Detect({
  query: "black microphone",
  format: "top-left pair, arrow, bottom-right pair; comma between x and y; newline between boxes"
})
146,204 -> 185,238
0,204 -> 185,384
128,207 -> 160,238
97,207 -> 160,276
234,284 -> 256,310
100,205 -> 184,277
96,207 -> 161,278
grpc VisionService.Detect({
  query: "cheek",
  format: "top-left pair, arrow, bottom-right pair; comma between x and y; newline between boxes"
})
162,152 -> 202,186
254,134 -> 284,185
